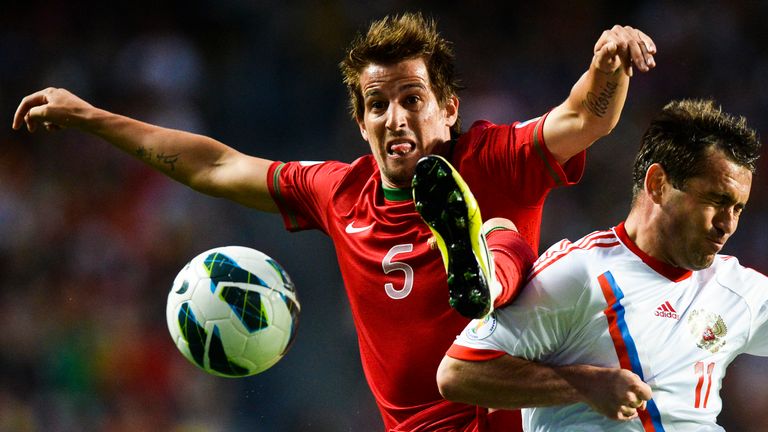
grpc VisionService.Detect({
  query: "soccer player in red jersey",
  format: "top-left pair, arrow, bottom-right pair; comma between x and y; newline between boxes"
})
12,13 -> 655,432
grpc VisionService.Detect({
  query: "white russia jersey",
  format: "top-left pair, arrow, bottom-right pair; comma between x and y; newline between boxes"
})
452,223 -> 768,432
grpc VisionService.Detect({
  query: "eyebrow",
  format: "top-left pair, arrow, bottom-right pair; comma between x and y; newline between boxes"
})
363,82 -> 428,99
703,190 -> 746,207
401,82 -> 427,91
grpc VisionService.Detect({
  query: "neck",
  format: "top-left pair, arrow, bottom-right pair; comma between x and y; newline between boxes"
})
623,196 -> 662,263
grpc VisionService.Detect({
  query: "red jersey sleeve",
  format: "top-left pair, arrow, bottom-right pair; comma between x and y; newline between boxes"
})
452,113 -> 586,252
455,113 -> 585,208
267,160 -> 348,233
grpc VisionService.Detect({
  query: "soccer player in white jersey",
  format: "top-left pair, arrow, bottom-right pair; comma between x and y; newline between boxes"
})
417,99 -> 764,431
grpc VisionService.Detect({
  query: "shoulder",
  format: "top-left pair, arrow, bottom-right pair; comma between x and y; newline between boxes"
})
709,256 -> 768,343
513,228 -> 621,309
276,156 -> 375,181
334,155 -> 379,186
712,255 -> 768,301
530,228 -> 622,280
457,117 -> 544,146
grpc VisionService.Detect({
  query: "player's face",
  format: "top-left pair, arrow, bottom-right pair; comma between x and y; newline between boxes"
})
657,150 -> 752,270
356,57 -> 458,189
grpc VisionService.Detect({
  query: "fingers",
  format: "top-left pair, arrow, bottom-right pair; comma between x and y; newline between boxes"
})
43,121 -> 62,132
614,382 -> 651,420
618,405 -> 639,420
610,398 -> 644,421
593,25 -> 657,76
615,397 -> 649,421
13,88 -> 54,131
626,28 -> 656,72
634,379 -> 653,402
12,87 -> 79,133
427,236 -> 437,250
595,369 -> 652,421
625,395 -> 647,410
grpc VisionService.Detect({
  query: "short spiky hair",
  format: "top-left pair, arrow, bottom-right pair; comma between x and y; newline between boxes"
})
631,99 -> 761,200
339,12 -> 462,136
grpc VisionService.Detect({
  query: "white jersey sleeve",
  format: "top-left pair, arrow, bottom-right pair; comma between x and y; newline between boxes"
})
453,239 -> 576,357
715,258 -> 768,356
453,234 -> 612,365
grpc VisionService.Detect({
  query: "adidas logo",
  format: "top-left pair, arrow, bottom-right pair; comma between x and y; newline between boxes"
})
655,301 -> 679,320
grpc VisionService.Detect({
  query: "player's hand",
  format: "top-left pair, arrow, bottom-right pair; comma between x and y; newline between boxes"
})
583,368 -> 652,421
12,87 -> 95,133
592,25 -> 656,77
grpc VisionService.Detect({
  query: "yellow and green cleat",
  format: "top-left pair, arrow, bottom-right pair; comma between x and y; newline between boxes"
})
412,155 -> 499,319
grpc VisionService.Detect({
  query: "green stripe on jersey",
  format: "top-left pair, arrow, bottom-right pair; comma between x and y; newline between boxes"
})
531,119 -> 564,186
383,186 -> 413,201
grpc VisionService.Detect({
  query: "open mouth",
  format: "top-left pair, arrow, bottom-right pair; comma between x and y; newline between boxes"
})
387,141 -> 415,157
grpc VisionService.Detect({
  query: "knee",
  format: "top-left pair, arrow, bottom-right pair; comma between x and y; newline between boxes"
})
483,217 -> 517,233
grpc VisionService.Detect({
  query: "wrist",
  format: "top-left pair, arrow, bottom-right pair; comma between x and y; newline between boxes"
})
590,57 -> 623,76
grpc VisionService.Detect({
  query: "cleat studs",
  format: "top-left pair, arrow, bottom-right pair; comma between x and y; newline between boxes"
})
455,217 -> 467,229
447,190 -> 463,204
414,156 -> 489,319
469,289 -> 482,303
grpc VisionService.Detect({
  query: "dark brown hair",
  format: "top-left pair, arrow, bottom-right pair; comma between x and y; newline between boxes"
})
339,12 -> 462,136
632,99 -> 761,200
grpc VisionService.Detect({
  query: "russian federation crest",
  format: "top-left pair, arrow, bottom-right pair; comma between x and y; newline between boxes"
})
687,309 -> 727,353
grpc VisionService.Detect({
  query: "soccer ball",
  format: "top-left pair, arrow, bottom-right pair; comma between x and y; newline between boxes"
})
166,246 -> 300,377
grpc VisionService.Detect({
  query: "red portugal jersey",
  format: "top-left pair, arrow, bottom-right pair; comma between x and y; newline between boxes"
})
267,116 -> 585,431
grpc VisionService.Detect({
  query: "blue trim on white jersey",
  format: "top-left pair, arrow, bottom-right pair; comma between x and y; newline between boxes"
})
603,271 -> 666,431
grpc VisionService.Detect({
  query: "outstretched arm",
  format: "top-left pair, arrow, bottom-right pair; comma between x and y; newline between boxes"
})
544,25 -> 657,164
437,354 -> 652,421
12,87 -> 279,212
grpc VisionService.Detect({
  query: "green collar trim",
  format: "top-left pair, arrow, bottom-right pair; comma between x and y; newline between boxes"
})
383,186 -> 413,201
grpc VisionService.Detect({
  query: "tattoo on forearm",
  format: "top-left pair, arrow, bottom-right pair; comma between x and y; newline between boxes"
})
156,152 -> 180,171
135,146 -> 180,171
135,146 -> 150,160
582,80 -> 618,118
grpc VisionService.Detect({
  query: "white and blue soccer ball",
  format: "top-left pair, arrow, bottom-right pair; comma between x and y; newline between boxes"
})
166,246 -> 300,377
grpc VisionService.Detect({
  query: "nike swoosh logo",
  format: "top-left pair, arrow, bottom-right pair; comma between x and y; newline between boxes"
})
345,221 -> 374,234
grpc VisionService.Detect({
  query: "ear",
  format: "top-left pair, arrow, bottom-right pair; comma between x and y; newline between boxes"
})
444,95 -> 459,127
645,163 -> 668,204
356,116 -> 369,142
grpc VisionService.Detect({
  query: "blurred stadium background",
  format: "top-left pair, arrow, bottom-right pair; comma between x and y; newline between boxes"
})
1,0 -> 767,430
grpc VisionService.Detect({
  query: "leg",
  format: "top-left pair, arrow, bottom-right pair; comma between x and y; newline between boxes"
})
412,155 -> 497,319
483,218 -> 536,308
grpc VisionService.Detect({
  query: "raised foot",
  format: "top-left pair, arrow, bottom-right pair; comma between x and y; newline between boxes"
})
413,155 -> 492,319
